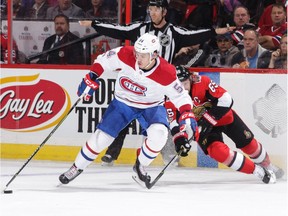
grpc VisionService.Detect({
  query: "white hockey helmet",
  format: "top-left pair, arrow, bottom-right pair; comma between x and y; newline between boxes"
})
134,33 -> 160,57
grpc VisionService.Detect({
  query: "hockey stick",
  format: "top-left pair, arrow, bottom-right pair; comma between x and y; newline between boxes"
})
3,88 -> 89,193
145,148 -> 183,189
145,136 -> 195,189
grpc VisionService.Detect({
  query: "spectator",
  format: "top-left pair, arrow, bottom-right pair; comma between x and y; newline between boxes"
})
26,0 -> 50,19
205,33 -> 243,68
258,2 -> 287,50
230,6 -> 256,49
46,0 -> 85,20
258,0 -> 286,28
13,0 -> 27,19
267,34 -> 287,68
241,0 -> 276,25
85,0 -> 117,19
37,14 -> 84,64
232,6 -> 251,28
216,0 -> 243,27
172,43 -> 210,67
233,29 -> 267,68
210,5 -> 255,51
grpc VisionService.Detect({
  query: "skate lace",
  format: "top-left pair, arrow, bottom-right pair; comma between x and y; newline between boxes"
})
64,165 -> 79,180
253,165 -> 265,180
139,164 -> 147,176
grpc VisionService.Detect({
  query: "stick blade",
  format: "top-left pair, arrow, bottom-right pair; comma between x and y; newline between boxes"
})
3,189 -> 13,194
145,181 -> 153,189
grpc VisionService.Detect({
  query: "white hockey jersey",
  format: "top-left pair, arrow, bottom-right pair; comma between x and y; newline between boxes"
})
90,46 -> 193,112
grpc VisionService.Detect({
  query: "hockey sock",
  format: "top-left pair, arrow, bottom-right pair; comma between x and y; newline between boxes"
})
138,123 -> 168,166
241,138 -> 271,167
75,129 -> 114,169
207,141 -> 255,174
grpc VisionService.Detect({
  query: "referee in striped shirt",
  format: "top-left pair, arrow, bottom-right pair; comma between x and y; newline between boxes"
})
80,0 -> 216,63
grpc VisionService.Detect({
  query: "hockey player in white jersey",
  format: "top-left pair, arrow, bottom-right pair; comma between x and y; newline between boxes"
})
59,33 -> 199,185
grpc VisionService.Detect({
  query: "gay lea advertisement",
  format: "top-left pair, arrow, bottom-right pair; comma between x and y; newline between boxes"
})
0,74 -> 71,132
0,68 -> 141,147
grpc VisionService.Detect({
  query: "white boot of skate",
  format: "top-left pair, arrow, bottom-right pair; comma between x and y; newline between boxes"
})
253,165 -> 276,184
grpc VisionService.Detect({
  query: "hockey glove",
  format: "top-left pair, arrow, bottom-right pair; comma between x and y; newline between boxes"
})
192,102 -> 212,119
179,111 -> 199,141
171,126 -> 191,157
197,112 -> 217,145
77,72 -> 100,101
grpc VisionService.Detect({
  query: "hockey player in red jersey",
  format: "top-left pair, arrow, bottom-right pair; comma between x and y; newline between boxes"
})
168,65 -> 284,184
59,33 -> 198,185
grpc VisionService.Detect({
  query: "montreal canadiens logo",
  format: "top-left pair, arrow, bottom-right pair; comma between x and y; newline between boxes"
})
119,77 -> 147,96
0,74 -> 71,132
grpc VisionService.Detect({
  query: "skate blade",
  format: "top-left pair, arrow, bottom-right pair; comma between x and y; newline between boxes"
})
101,161 -> 114,167
132,175 -> 147,189
56,182 -> 63,187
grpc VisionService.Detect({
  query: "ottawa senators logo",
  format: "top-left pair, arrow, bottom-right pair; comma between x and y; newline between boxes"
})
243,130 -> 252,139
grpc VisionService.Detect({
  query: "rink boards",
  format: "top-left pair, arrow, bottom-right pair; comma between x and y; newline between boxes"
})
1,67 -> 287,174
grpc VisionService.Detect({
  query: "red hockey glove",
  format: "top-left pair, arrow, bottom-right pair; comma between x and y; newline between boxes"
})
171,126 -> 191,157
179,111 -> 199,141
77,72 -> 100,101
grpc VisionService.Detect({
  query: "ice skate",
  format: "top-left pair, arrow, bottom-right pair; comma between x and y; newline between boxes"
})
133,158 -> 151,183
266,164 -> 284,179
101,154 -> 114,166
253,165 -> 276,184
59,163 -> 83,184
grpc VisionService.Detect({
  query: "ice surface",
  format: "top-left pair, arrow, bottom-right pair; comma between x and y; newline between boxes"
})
1,160 -> 287,216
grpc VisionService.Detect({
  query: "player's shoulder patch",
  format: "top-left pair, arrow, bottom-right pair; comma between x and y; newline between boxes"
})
106,49 -> 116,58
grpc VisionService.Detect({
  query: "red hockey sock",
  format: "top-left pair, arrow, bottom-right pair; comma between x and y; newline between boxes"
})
241,138 -> 270,167
207,141 -> 254,174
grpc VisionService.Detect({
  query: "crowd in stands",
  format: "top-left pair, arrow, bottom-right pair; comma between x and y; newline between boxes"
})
0,0 -> 287,69
0,0 -> 118,20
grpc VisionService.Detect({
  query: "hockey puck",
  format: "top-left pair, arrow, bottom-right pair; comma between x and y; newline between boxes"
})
4,190 -> 13,194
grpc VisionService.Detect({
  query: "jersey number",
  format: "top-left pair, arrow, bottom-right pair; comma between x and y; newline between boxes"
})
166,108 -> 175,122
173,83 -> 183,93
208,81 -> 218,92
